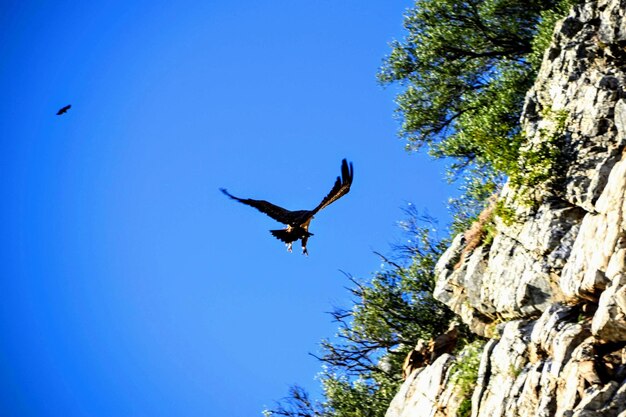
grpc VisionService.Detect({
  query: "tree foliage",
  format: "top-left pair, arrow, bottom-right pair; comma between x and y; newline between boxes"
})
318,213 -> 453,378
378,0 -> 566,160
379,0 -> 576,227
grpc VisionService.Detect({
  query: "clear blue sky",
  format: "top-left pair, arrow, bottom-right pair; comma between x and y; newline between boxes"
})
0,1 -> 454,416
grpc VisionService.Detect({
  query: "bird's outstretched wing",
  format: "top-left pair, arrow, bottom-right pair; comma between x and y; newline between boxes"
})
56,104 -> 71,115
311,159 -> 354,215
220,188 -> 293,225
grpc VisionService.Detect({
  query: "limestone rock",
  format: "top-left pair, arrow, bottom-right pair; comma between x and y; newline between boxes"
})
385,354 -> 455,417
592,273 -> 626,341
561,134 -> 626,301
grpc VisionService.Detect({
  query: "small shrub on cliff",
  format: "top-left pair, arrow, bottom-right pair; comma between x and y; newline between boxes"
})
494,200 -> 518,226
449,340 -> 486,417
508,108 -> 569,206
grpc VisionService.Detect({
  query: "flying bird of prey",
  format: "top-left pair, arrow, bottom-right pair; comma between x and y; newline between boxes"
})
220,159 -> 353,255
56,104 -> 72,115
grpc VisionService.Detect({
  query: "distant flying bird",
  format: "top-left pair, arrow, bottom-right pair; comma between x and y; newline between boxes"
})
56,104 -> 71,115
220,159 -> 354,255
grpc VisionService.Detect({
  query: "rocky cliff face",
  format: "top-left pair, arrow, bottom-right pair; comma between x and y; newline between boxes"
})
386,1 -> 626,416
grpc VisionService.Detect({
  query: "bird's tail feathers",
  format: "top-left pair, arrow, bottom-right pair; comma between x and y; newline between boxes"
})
270,229 -> 296,243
